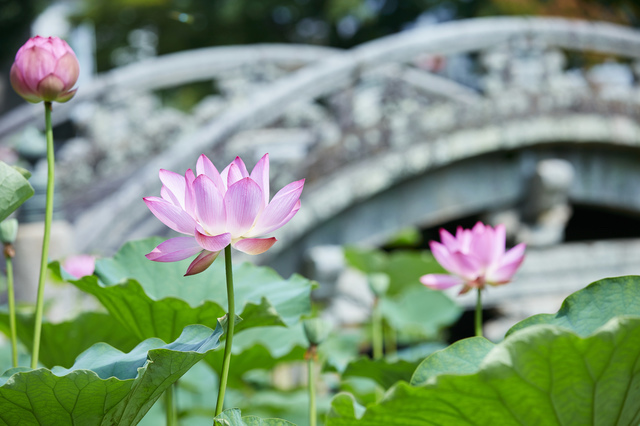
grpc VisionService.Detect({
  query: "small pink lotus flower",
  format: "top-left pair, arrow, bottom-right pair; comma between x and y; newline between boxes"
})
144,154 -> 304,275
63,255 -> 96,279
420,222 -> 525,294
10,36 -> 79,103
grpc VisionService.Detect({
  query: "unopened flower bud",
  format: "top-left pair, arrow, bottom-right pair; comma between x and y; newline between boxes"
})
0,219 -> 19,244
10,36 -> 79,104
303,318 -> 332,346
368,273 -> 390,297
62,254 -> 95,279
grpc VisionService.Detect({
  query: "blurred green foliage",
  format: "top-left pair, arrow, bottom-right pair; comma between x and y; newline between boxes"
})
68,0 -> 640,72
72,0 -> 441,70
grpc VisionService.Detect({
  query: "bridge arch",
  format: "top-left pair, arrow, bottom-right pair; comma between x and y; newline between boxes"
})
2,17 -> 640,268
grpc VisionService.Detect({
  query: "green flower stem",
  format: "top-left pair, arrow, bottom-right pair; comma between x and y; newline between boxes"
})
307,347 -> 317,426
4,247 -> 18,368
215,245 -> 235,416
385,324 -> 397,356
475,288 -> 483,337
31,101 -> 54,369
165,383 -> 177,426
372,297 -> 383,360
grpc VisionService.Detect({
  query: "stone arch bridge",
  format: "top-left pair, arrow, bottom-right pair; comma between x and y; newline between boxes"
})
3,17 -> 640,313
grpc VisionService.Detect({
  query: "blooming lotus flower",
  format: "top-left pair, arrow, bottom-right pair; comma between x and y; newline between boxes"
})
10,36 -> 79,103
420,222 -> 525,294
144,153 -> 304,275
63,255 -> 96,279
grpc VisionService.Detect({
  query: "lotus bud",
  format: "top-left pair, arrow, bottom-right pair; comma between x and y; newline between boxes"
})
10,36 -> 79,103
0,219 -> 19,244
62,254 -> 95,279
368,273 -> 390,297
303,318 -> 332,346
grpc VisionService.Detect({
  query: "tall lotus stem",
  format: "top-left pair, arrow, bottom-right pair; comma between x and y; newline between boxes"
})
3,243 -> 18,367
475,288 -> 483,337
31,101 -> 54,369
165,383 -> 177,426
372,297 -> 383,359
302,317 -> 330,426
306,345 -> 318,426
385,324 -> 397,356
215,245 -> 235,416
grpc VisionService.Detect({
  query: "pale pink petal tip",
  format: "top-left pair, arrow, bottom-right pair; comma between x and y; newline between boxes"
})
419,274 -> 463,290
233,237 -> 277,255
488,243 -> 526,284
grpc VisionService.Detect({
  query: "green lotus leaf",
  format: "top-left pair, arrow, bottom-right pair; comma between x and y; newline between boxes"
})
320,330 -> 364,373
410,336 -> 495,386
379,287 -> 461,340
206,324 -> 307,387
339,357 -> 420,390
0,310 -> 139,369
326,393 -> 365,421
58,238 -> 314,343
339,378 -> 385,408
327,317 -> 640,425
0,161 -> 34,222
344,248 -> 445,296
507,275 -> 640,337
213,408 -> 296,426
0,324 -> 223,426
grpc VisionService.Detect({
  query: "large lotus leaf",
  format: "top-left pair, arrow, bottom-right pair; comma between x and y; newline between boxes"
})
392,342 -> 447,363
507,275 -> 640,337
410,336 -> 495,386
60,238 -> 314,343
224,389 -> 328,426
383,251 -> 446,296
339,357 -> 419,390
339,378 -> 385,408
327,393 -> 365,421
0,338 -> 29,373
0,161 -> 34,223
344,248 -> 445,296
0,310 -> 139,369
213,408 -> 296,426
320,330 -> 365,373
206,325 -> 307,387
326,317 -> 640,425
379,287 -> 461,340
0,324 -> 222,426
343,247 -> 388,275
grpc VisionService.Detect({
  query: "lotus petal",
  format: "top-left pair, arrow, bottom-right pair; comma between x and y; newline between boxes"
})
224,178 -> 263,237
185,250 -> 220,275
143,197 -> 196,235
146,237 -> 203,262
233,237 -> 277,255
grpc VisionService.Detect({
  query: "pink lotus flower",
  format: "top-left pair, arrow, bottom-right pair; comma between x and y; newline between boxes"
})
63,255 -> 96,279
10,36 -> 79,103
144,154 -> 304,275
420,222 -> 525,294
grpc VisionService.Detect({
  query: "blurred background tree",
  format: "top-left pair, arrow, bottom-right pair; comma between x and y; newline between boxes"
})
68,0 -> 640,72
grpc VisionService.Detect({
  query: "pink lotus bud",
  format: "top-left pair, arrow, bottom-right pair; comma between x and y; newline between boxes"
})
63,254 -> 96,279
10,36 -> 79,104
